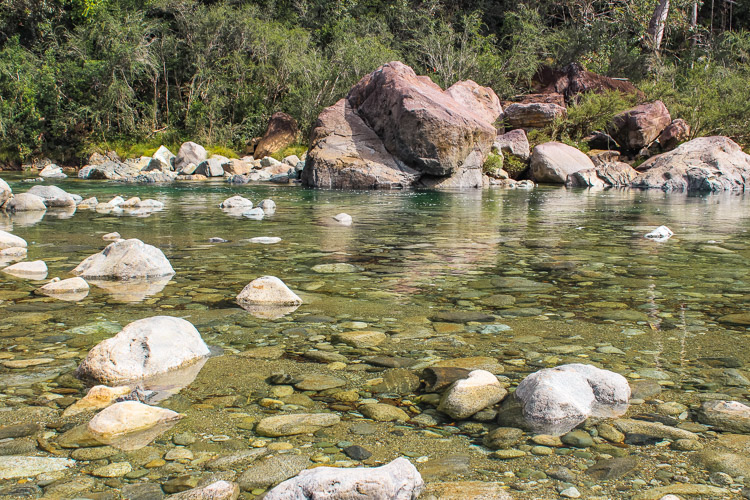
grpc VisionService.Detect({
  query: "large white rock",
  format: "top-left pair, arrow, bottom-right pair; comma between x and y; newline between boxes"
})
333,213 -> 353,226
2,260 -> 47,279
175,142 -> 208,172
530,142 -> 595,184
73,238 -> 174,279
87,400 -> 182,451
437,370 -> 508,419
27,185 -> 76,207
237,276 -> 302,306
152,145 -> 175,170
39,164 -> 67,178
76,316 -> 210,384
498,363 -> 630,435
0,177 -> 11,206
5,192 -> 47,211
263,457 -> 424,500
0,230 -> 27,250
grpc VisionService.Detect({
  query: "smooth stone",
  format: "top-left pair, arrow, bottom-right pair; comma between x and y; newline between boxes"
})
2,260 -> 47,279
248,237 -> 281,244
613,419 -> 698,441
420,481 -> 512,500
430,311 -> 495,323
342,445 -> 372,460
0,456 -> 75,480
697,400 -> 750,433
242,207 -> 265,219
585,456 -> 639,481
4,192 -> 47,211
262,457 -> 423,500
2,358 -> 54,369
559,486 -> 581,498
333,330 -> 386,348
91,461 -> 132,477
37,277 -> 89,299
70,446 -> 118,461
561,429 -> 594,448
167,481 -> 239,500
294,375 -> 346,391
120,483 -> 165,500
437,370 -> 507,420
62,385 -> 132,417
0,230 -> 27,250
490,449 -> 526,460
259,199 -> 276,212
631,484 -> 730,500
483,427 -> 524,450
432,357 -> 504,374
696,450 -> 750,478
238,454 -> 311,491
220,196 -> 253,208
718,313 -> 750,326
165,448 -> 194,461
332,213 -> 353,225
0,423 -> 41,440
371,369 -> 421,394
205,449 -> 268,471
312,263 -> 358,273
360,403 -> 410,422
87,401 -> 183,451
256,413 -> 340,437
237,276 -> 302,307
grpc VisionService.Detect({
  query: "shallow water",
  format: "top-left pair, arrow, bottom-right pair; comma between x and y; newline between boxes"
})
2,174 -> 750,496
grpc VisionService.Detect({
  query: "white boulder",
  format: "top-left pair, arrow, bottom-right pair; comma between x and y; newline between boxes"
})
73,238 -> 174,279
333,213 -> 353,226
237,276 -> 302,307
27,185 -> 76,207
242,208 -> 265,220
2,260 -> 47,279
87,400 -> 182,451
5,193 -> 47,211
76,316 -> 210,384
175,142 -> 207,172
39,164 -> 67,178
38,277 -> 89,301
0,230 -> 27,250
264,457 -> 424,500
220,195 -> 253,209
499,363 -> 630,435
258,199 -> 276,213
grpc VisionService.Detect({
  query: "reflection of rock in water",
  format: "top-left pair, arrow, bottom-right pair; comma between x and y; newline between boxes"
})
134,356 -> 208,403
45,206 -> 76,219
88,275 -> 172,302
39,289 -> 89,302
239,303 -> 300,320
7,209 -> 46,228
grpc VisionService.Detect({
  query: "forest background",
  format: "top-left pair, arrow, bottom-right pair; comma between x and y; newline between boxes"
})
1,0 -> 749,165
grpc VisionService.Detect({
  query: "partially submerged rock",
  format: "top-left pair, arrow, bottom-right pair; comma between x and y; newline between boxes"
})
76,316 -> 210,384
87,401 -> 183,451
73,238 -> 174,279
498,363 -> 630,435
0,177 -> 10,206
0,230 -> 27,250
27,185 -> 76,207
4,192 -> 47,212
644,226 -> 673,241
632,136 -> 750,192
566,162 -> 639,188
39,163 -> 67,178
438,370 -> 508,420
255,413 -> 340,437
530,142 -> 595,184
62,385 -> 132,417
333,213 -> 352,225
37,276 -> 89,301
263,457 -> 424,500
2,260 -> 48,280
220,195 -> 253,209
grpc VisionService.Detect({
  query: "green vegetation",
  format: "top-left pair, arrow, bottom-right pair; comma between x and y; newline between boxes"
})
482,153 -> 503,174
1,0 -> 749,164
271,144 -> 308,162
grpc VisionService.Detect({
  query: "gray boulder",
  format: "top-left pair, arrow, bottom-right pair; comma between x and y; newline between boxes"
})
5,193 -> 47,212
72,238 -> 174,279
530,142 -> 595,184
631,136 -> 750,192
78,161 -> 140,180
76,316 -> 210,384
175,142 -> 207,172
195,157 -> 226,177
498,363 -> 630,435
493,129 -> 530,161
39,164 -> 67,178
263,457 -> 424,500
27,185 -> 76,207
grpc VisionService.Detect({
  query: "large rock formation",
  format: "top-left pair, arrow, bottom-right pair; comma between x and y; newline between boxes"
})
529,142 -> 595,184
607,100 -> 671,151
631,136 -> 750,192
303,62 -> 502,189
254,112 -> 299,159
73,238 -> 175,279
76,316 -> 210,384
175,142 -> 208,172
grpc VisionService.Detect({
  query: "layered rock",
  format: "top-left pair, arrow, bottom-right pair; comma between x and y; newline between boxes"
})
498,363 -> 630,435
73,238 -> 174,279
566,162 -> 639,188
632,136 -> 750,192
254,112 -> 299,159
76,316 -> 210,384
608,100 -> 671,151
263,457 -> 424,500
304,62 -> 501,189
530,142 -> 595,184
302,99 -> 420,189
505,102 -> 566,129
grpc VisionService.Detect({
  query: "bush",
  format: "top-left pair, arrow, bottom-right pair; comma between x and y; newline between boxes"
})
482,152 -> 503,174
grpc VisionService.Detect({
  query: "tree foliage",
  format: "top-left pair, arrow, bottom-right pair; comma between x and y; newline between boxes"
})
0,0 -> 748,163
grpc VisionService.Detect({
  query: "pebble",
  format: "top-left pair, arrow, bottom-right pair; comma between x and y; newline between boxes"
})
91,462 -> 133,478
560,486 -> 581,498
